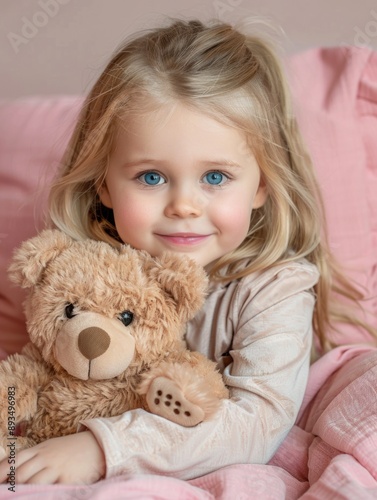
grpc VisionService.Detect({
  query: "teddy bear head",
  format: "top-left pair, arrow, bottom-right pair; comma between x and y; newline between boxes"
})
8,230 -> 208,381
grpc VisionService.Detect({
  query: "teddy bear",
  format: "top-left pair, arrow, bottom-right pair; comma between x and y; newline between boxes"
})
0,229 -> 228,454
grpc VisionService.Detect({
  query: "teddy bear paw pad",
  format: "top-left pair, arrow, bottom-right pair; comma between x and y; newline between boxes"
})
146,376 -> 205,427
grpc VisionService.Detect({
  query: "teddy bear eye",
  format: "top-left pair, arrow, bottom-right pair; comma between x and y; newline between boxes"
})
118,310 -> 134,327
64,303 -> 76,319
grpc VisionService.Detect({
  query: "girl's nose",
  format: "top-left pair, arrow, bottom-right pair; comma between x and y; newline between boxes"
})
164,190 -> 204,219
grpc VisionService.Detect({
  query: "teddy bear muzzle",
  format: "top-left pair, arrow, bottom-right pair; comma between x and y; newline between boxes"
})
54,311 -> 136,380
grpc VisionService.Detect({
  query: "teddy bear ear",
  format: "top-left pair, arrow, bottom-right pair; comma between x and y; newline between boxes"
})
151,253 -> 209,322
8,229 -> 74,288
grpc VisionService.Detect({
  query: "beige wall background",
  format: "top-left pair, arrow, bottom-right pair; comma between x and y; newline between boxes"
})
1,0 -> 377,99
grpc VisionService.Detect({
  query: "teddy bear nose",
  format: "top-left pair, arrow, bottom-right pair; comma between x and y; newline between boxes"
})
78,327 -> 111,360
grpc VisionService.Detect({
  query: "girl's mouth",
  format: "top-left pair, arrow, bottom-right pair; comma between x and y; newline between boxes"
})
155,233 -> 211,246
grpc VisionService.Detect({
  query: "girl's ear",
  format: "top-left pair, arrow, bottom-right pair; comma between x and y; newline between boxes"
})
8,229 -> 73,288
252,177 -> 268,209
98,183 -> 113,209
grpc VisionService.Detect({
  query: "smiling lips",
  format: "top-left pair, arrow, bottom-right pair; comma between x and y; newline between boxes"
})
155,232 -> 211,246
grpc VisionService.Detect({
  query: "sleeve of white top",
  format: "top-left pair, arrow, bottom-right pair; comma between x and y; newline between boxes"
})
81,262 -> 319,480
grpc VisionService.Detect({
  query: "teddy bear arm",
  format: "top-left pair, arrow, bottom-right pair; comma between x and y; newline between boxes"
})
137,351 -> 229,427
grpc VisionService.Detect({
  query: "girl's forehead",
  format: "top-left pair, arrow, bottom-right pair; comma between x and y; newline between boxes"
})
112,103 -> 252,161
115,100 -> 247,141
114,86 -> 256,139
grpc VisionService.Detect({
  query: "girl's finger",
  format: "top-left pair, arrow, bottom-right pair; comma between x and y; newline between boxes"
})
24,467 -> 59,485
12,453 -> 46,483
0,458 -> 11,483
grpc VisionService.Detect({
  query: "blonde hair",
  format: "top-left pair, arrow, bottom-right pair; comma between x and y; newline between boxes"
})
49,18 -> 376,353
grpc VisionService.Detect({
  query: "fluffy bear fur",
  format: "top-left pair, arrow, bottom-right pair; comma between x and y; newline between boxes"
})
0,229 -> 228,453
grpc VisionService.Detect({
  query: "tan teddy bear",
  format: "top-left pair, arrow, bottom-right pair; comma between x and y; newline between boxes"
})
0,229 -> 228,454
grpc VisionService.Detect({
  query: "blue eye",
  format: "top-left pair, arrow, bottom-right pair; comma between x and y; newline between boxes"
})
139,172 -> 165,185
203,172 -> 226,185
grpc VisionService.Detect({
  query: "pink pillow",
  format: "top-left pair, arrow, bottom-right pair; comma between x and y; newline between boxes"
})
0,96 -> 83,354
0,47 -> 376,355
288,47 -> 377,344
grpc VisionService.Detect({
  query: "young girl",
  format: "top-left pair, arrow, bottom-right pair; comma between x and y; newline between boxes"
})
1,18 -> 375,485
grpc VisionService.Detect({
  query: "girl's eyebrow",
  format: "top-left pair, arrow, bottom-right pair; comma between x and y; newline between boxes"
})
203,159 -> 242,169
122,158 -> 243,169
122,159 -> 159,168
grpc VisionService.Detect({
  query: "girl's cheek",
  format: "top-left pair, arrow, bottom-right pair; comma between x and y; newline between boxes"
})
213,197 -> 252,240
214,193 -> 252,223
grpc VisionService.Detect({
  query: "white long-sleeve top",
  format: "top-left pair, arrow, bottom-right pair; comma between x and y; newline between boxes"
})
82,258 -> 319,480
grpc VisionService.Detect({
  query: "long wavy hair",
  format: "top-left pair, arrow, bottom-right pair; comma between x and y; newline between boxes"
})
48,18 -> 377,353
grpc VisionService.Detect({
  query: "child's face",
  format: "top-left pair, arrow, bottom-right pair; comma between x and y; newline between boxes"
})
100,102 -> 267,268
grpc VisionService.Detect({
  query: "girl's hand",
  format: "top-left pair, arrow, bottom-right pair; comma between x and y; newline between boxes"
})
0,431 -> 106,485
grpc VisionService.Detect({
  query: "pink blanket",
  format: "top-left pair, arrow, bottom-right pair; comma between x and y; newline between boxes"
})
1,345 -> 376,499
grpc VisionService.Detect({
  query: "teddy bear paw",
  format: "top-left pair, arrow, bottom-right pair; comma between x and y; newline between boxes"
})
146,376 -> 205,427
